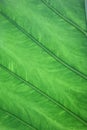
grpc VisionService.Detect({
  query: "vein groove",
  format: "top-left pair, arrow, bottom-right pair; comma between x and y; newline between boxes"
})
0,107 -> 37,130
41,0 -> 87,36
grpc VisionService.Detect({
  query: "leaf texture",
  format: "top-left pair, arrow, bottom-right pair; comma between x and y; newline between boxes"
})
0,66 -> 87,130
0,11 -> 87,121
0,0 -> 87,77
0,109 -> 35,130
42,0 -> 87,31
0,0 -> 87,130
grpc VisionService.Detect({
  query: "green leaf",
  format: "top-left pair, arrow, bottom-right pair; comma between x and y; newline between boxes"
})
0,0 -> 87,129
0,11 -> 87,122
0,0 -> 87,77
0,65 -> 87,130
0,109 -> 35,130
42,0 -> 87,31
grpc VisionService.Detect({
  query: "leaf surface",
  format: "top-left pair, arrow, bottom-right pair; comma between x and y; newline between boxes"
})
0,66 -> 87,130
0,13 -> 87,123
0,1 -> 87,129
0,0 -> 87,77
